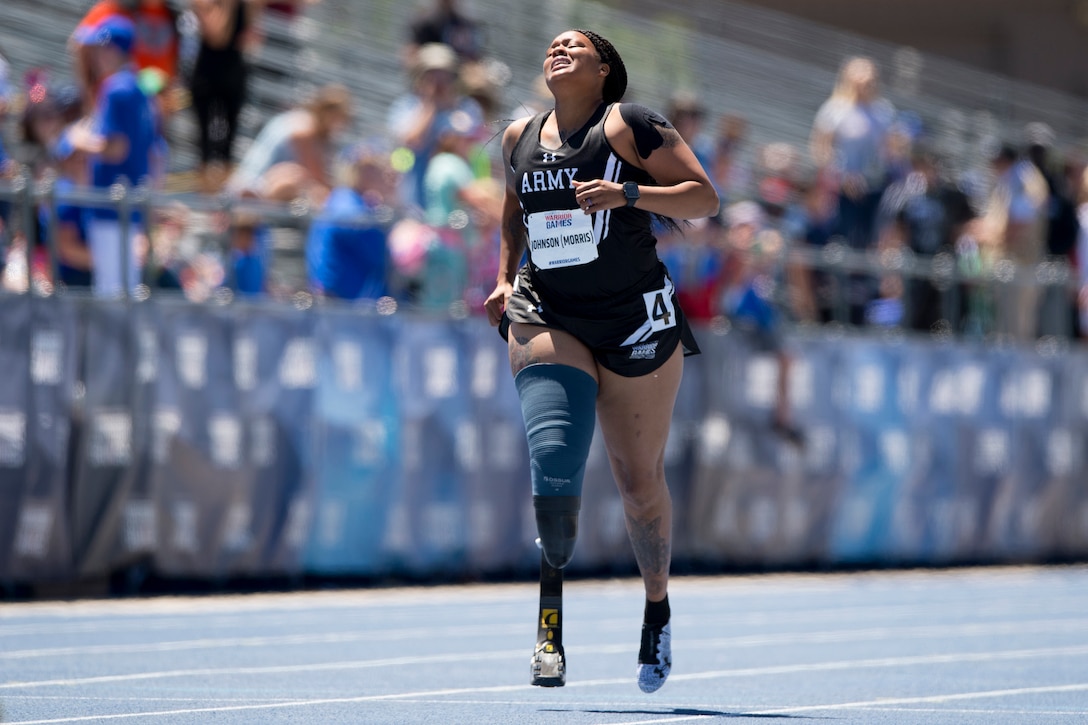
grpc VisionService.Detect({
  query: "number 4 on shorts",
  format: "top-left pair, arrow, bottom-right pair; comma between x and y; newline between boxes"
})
643,287 -> 676,333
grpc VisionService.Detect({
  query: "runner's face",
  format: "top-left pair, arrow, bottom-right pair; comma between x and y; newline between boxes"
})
543,32 -> 603,89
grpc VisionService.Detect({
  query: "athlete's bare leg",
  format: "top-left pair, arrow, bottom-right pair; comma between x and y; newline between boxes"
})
594,346 -> 683,602
507,322 -> 598,377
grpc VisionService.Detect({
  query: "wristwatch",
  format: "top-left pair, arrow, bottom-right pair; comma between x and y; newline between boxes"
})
623,181 -> 640,207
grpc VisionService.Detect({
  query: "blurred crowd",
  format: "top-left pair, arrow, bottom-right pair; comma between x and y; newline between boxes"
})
0,1 -> 1086,343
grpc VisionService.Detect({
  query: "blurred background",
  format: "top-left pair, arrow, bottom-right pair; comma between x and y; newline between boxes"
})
0,0 -> 1086,598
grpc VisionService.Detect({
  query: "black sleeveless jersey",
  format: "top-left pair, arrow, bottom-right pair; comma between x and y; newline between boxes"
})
509,103 -> 660,315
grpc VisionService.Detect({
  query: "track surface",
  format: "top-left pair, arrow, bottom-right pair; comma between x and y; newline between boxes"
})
2,566 -> 1087,724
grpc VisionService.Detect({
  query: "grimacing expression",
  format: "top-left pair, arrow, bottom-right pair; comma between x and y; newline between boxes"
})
543,32 -> 606,88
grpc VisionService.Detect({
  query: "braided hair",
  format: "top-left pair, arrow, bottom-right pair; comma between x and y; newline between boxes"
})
572,29 -> 627,103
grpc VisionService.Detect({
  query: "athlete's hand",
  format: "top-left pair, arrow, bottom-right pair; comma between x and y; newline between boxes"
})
572,179 -> 622,214
485,281 -> 513,327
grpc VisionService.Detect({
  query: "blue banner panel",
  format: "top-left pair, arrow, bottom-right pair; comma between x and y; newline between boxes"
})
151,300 -> 258,578
245,308 -> 318,576
454,320 -> 534,576
304,311 -> 400,576
69,299 -> 145,578
0,297 -> 80,584
384,317 -> 471,576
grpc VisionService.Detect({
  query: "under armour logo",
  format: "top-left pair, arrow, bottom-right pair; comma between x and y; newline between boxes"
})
541,152 -> 558,163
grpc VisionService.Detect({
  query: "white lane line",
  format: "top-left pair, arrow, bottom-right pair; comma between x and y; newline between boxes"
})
1,684 -> 534,725
856,707 -> 1088,716
6,626 -> 1088,689
4,588 -> 1085,639
753,682 -> 1088,715
5,614 -> 1088,661
597,686 -> 1088,725
0,623 -> 527,659
0,650 -> 526,689
660,645 -> 1088,685
2,644 -> 1087,723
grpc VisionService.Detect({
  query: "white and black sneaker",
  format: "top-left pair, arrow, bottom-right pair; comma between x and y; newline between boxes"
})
637,621 -> 671,693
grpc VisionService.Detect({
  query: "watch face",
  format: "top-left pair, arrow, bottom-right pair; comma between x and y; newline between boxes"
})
624,182 -> 639,200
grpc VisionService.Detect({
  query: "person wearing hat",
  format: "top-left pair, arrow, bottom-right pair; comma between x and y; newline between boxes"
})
68,14 -> 158,296
304,143 -> 394,303
225,83 -> 353,203
387,42 -> 483,210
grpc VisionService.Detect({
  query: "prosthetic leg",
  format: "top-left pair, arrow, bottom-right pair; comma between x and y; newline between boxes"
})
515,363 -> 597,687
531,551 -> 565,687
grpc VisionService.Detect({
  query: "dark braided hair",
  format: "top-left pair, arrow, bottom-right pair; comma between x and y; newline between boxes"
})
572,29 -> 628,103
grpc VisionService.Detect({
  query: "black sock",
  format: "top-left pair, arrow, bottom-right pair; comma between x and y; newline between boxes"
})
643,594 -> 670,627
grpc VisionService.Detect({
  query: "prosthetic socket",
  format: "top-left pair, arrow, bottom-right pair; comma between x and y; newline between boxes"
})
514,364 -> 598,569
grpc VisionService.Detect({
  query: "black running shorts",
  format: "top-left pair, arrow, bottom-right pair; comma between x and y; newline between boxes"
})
499,265 -> 701,378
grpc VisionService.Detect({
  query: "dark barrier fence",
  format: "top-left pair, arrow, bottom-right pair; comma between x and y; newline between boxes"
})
3,294 -> 1087,590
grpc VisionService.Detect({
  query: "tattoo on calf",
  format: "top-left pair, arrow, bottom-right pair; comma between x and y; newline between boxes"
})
626,513 -> 670,577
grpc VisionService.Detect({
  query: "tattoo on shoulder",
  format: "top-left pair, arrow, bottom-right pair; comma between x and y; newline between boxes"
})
659,125 -> 682,149
619,103 -> 676,160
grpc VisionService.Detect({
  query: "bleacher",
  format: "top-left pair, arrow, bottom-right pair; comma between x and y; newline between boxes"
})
4,0 -> 1087,185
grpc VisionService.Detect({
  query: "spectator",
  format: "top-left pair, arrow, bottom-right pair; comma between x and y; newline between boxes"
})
305,145 -> 393,302
811,56 -> 896,323
754,142 -> 801,222
75,2 -> 181,91
387,42 -> 482,210
980,143 -> 1049,341
20,81 -> 83,172
227,83 -> 353,204
40,128 -> 94,289
68,15 -> 159,297
228,210 -> 269,297
0,49 -> 18,239
1077,166 -> 1088,338
875,144 -> 975,332
717,201 -> 803,445
666,91 -> 716,182
187,0 -> 255,193
418,108 -> 498,309
656,217 -> 722,323
710,113 -> 751,206
458,59 -> 504,177
0,47 -> 11,116
404,0 -> 483,66
811,56 -> 896,248
783,176 -> 842,324
1025,124 -> 1081,337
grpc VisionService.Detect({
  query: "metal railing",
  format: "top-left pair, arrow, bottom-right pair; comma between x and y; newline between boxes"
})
1,174 -> 1082,348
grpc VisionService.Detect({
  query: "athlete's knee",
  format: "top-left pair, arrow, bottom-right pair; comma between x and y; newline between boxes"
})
515,363 -> 598,569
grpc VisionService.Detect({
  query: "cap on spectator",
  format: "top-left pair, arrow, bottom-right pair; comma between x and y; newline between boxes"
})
434,109 -> 478,140
414,43 -> 459,76
725,200 -> 765,229
1023,121 -> 1056,149
668,90 -> 705,119
75,15 -> 136,55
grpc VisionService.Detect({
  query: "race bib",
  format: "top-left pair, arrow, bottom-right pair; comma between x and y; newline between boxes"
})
526,210 -> 598,269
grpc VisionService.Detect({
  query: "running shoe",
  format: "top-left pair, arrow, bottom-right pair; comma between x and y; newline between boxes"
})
637,621 -> 671,693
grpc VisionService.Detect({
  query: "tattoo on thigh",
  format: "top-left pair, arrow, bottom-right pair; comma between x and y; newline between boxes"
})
511,334 -> 542,373
626,514 -> 670,577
